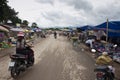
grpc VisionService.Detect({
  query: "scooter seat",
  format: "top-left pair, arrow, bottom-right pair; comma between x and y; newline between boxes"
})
94,66 -> 108,72
10,54 -> 27,59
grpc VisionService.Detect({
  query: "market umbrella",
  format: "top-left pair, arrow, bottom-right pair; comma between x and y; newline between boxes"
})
0,26 -> 9,32
10,28 -> 25,32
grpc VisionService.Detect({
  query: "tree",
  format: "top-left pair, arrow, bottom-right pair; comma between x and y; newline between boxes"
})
0,0 -> 21,26
3,7 -> 18,24
0,0 -> 8,23
21,20 -> 29,28
23,20 -> 29,26
11,16 -> 22,25
31,22 -> 37,28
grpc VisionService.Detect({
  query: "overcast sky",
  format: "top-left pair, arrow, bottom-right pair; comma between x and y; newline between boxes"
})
8,0 -> 120,28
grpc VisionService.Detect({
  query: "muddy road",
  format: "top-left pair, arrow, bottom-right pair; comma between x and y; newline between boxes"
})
0,35 -> 95,80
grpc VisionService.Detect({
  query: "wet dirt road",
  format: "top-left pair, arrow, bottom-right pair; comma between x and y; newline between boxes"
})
0,35 -> 95,80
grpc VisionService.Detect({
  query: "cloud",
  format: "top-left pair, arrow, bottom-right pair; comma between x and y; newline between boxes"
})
36,0 -> 93,11
36,0 -> 54,4
41,11 -> 62,22
60,0 -> 93,11
90,0 -> 120,25
39,10 -> 87,27
8,0 -> 120,27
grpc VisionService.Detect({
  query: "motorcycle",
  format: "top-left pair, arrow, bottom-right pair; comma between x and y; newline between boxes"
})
54,31 -> 57,39
8,46 -> 34,78
94,66 -> 114,80
54,35 -> 57,39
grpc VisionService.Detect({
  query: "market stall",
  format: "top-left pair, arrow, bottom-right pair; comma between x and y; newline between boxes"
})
0,26 -> 10,49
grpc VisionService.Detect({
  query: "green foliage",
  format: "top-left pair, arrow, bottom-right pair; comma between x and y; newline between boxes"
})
0,0 -> 8,22
0,42 -> 10,48
22,20 -> 29,26
11,17 -> 22,25
0,0 -> 39,28
31,22 -> 37,28
45,27 -> 64,30
0,0 -> 21,25
64,27 -> 69,29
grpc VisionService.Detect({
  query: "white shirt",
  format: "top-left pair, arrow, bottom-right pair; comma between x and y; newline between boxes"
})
85,39 -> 94,48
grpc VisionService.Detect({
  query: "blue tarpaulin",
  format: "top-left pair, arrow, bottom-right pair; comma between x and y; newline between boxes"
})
77,25 -> 94,31
94,21 -> 120,37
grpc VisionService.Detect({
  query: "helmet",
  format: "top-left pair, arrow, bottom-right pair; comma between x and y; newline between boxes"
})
17,32 -> 24,37
102,52 -> 108,56
17,32 -> 25,41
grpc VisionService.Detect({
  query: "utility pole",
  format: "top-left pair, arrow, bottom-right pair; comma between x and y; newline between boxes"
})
106,18 -> 109,51
106,18 -> 109,42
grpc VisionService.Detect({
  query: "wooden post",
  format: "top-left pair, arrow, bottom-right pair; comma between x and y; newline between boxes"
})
105,18 -> 109,51
106,18 -> 109,42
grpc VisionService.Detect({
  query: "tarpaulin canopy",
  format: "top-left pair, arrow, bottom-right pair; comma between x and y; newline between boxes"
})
0,26 -> 9,32
94,21 -> 120,37
32,28 -> 42,32
77,25 -> 94,31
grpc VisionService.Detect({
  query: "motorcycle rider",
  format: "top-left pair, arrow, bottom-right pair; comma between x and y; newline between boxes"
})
16,32 -> 34,64
16,32 -> 26,54
54,31 -> 57,39
96,51 -> 115,79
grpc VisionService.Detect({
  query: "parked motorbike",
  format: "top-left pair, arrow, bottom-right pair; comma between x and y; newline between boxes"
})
94,66 -> 114,80
8,46 -> 34,78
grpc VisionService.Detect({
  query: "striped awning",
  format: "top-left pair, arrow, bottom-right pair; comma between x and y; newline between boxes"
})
0,26 -> 9,32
